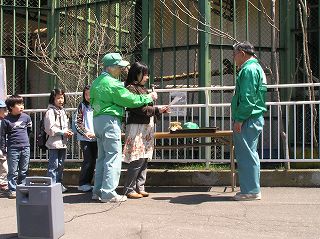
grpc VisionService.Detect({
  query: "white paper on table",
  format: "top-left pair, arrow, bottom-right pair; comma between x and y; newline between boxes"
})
169,96 -> 182,106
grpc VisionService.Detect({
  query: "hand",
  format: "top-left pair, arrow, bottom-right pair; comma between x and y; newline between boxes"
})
85,132 -> 96,139
159,105 -> 170,113
64,130 -> 74,138
149,92 -> 158,101
233,122 -> 242,133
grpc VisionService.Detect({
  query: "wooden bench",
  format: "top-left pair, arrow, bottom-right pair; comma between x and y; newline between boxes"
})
154,130 -> 235,191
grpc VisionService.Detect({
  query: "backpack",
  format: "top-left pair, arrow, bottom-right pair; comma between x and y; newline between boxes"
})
36,110 -> 57,150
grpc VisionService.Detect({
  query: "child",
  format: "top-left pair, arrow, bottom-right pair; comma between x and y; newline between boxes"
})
0,95 -> 32,199
0,100 -> 8,191
75,85 -> 97,192
122,62 -> 169,199
44,89 -> 73,192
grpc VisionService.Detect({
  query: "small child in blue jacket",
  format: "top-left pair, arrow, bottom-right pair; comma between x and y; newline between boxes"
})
0,95 -> 32,199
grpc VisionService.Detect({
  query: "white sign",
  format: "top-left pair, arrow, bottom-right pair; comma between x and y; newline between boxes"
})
0,58 -> 7,100
169,91 -> 187,116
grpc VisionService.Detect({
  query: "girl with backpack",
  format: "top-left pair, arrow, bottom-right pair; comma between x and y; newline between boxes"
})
44,89 -> 73,192
74,85 -> 97,192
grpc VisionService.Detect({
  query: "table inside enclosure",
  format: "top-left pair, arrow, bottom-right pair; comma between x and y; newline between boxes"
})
154,130 -> 235,191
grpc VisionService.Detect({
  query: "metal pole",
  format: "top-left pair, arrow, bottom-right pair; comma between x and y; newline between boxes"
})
199,0 -> 211,166
142,0 -> 149,66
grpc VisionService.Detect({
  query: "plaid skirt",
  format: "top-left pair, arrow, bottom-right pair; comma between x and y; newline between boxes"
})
122,117 -> 155,163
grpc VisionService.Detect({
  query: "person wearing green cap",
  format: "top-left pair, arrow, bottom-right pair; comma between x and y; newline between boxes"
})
231,41 -> 267,201
90,52 -> 157,203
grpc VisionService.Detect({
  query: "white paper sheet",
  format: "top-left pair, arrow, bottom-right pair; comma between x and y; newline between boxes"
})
169,96 -> 182,106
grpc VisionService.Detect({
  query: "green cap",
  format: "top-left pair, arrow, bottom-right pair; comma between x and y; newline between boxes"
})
102,53 -> 130,67
183,122 -> 199,129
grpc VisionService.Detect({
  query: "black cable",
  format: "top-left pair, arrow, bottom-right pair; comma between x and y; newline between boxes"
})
64,199 -> 125,224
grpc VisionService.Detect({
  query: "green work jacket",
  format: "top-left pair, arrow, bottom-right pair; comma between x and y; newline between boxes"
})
231,58 -> 267,122
90,72 -> 153,118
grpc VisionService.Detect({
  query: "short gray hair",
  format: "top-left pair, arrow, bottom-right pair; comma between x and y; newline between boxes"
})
233,41 -> 255,56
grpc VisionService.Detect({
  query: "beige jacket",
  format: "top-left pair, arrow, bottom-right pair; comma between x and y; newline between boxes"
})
44,104 -> 69,149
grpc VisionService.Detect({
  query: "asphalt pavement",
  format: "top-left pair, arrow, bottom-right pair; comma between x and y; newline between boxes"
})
1,186 -> 320,239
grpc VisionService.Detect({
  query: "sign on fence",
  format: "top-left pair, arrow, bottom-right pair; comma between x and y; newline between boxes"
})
169,91 -> 187,116
0,58 -> 7,100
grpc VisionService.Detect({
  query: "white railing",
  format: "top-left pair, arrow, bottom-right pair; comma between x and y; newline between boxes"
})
22,83 -> 320,163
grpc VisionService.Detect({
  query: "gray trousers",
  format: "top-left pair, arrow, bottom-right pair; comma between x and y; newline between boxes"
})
123,158 -> 147,195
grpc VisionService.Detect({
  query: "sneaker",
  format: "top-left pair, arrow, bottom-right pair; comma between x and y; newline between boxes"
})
233,192 -> 261,201
92,193 -> 100,201
61,185 -> 68,193
8,191 -> 16,199
78,184 -> 92,192
101,195 -> 127,203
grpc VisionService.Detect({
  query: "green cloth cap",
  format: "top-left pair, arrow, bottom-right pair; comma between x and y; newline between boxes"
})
183,122 -> 199,129
102,53 -> 130,67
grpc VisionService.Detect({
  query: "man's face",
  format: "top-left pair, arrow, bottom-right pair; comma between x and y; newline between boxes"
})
108,65 -> 122,78
233,50 -> 244,67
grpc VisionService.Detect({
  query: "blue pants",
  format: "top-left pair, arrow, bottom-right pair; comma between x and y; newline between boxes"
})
233,116 -> 264,194
7,146 -> 30,192
93,115 -> 122,200
47,149 -> 67,183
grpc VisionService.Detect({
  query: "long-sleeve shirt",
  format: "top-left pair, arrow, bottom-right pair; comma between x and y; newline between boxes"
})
90,72 -> 153,118
126,83 -> 161,125
231,58 -> 267,122
0,112 -> 32,153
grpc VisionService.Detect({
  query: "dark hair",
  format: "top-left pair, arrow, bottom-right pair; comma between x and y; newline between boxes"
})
233,41 -> 255,56
5,94 -> 24,112
125,62 -> 148,87
82,85 -> 91,106
49,88 -> 66,105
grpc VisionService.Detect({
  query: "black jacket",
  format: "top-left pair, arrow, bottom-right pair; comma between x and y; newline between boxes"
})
125,84 -> 161,125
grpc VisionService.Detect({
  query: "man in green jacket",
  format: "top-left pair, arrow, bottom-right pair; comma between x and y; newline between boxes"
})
90,53 -> 157,203
231,41 -> 267,201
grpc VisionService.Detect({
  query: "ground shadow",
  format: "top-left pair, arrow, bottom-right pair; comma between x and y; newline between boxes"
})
0,190 -> 8,198
0,233 -> 18,239
152,193 -> 234,205
62,193 -> 96,204
146,186 -> 215,193
62,187 -> 126,204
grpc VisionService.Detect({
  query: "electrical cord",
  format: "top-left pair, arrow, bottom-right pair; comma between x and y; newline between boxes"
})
64,197 -> 126,224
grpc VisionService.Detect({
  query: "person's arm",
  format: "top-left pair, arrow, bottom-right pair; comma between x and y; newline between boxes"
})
127,105 -> 160,117
125,86 -> 160,117
26,114 -> 32,136
0,120 -> 7,154
111,82 -> 156,108
75,103 -> 86,136
233,68 -> 259,122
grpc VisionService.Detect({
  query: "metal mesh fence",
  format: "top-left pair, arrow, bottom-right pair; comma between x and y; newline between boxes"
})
1,0 -> 319,161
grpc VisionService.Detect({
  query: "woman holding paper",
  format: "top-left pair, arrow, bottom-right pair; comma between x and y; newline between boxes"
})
122,62 -> 170,199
